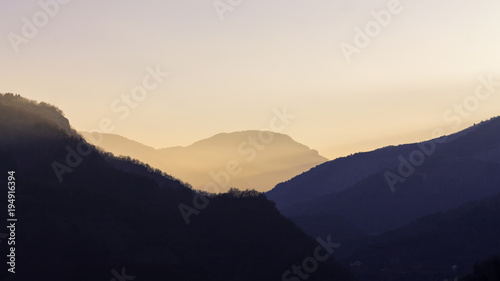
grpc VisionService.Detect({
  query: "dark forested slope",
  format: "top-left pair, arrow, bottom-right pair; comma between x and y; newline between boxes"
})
0,93 -> 354,281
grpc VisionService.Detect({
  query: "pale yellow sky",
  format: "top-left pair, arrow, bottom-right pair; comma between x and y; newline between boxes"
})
1,0 -> 500,159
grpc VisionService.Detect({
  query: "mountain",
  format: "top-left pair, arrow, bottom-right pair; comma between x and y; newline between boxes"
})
81,130 -> 328,192
267,145 -> 417,212
288,213 -> 369,244
0,93 -> 353,281
0,93 -> 74,141
267,116 -> 500,236
344,192 -> 500,281
264,116 -> 500,280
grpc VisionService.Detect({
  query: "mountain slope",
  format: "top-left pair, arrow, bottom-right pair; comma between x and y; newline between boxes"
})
82,130 -> 328,192
0,93 -> 353,281
267,117 -> 500,236
344,192 -> 500,281
266,144 -> 418,211
0,93 -> 74,140
289,213 -> 369,244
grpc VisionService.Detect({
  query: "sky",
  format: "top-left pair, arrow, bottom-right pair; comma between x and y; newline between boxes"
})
1,0 -> 500,159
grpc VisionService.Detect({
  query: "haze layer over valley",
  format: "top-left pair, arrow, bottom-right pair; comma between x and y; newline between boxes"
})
81,131 -> 327,192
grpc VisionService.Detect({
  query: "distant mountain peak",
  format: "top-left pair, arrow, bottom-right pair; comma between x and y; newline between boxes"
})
83,130 -> 328,192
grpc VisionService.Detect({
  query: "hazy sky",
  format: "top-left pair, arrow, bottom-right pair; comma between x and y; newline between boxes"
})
2,0 -> 500,159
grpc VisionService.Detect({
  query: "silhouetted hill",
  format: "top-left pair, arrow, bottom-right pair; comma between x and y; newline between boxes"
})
344,192 -> 500,281
266,126 -> 470,212
267,117 -> 500,236
267,145 -> 416,211
289,213 -> 369,244
0,93 -> 353,281
80,132 -> 158,158
0,93 -> 74,142
81,130 -> 328,192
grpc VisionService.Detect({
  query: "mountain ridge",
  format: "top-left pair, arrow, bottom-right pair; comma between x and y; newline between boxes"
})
267,115 -> 500,236
266,121 -> 485,212
344,190 -> 500,281
0,93 -> 354,281
81,130 -> 328,192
